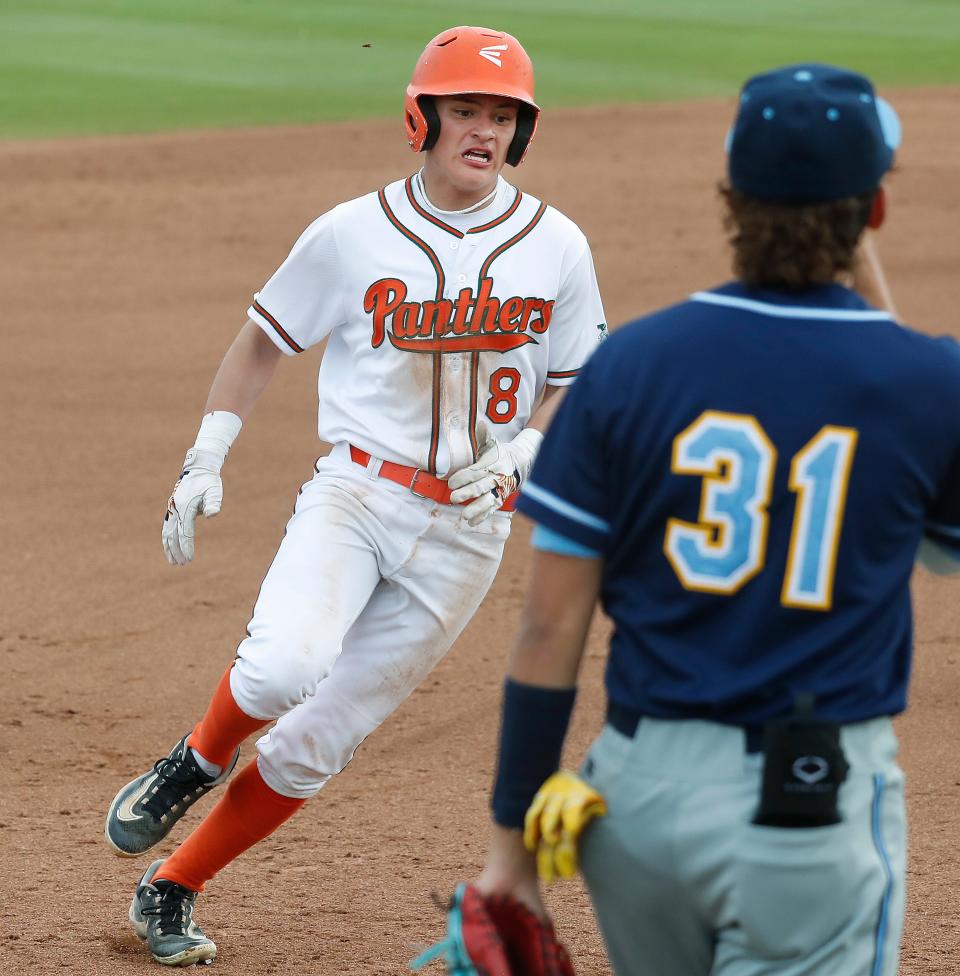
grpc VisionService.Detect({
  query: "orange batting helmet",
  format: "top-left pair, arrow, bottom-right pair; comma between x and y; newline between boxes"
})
404,26 -> 540,167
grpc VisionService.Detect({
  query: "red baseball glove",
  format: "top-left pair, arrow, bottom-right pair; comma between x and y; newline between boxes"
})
409,883 -> 575,976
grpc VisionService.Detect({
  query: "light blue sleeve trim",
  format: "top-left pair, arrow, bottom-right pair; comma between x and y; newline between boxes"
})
917,538 -> 960,576
690,291 -> 891,322
523,481 -> 610,533
532,524 -> 602,558
925,519 -> 960,540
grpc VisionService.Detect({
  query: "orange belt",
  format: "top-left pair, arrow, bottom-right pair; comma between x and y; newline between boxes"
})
349,445 -> 518,511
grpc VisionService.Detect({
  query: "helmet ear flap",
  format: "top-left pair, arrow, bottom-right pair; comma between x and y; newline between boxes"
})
404,94 -> 440,153
505,104 -> 537,167
419,96 -> 441,152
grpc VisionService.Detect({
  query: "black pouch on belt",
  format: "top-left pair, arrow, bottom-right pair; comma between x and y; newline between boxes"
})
752,704 -> 850,828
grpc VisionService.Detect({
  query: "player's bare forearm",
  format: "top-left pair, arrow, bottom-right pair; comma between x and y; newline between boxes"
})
475,824 -> 544,915
525,383 -> 566,433
508,548 -> 602,688
477,551 -> 600,918
203,319 -> 283,419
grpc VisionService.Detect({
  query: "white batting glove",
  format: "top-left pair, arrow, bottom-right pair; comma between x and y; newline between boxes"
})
449,426 -> 543,526
162,449 -> 224,565
160,410 -> 242,566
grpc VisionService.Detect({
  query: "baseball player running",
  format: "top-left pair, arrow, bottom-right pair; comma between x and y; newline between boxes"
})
474,65 -> 960,975
103,25 -> 605,967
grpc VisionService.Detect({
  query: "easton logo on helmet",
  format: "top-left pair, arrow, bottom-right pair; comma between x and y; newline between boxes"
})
365,276 -> 553,353
478,44 -> 508,67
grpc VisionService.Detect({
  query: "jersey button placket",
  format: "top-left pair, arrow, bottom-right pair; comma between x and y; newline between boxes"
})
445,244 -> 474,470
451,250 -> 472,373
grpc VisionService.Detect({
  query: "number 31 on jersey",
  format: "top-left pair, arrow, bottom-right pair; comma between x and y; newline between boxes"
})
664,410 -> 858,611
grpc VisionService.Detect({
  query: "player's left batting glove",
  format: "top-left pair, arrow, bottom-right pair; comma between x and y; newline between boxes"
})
161,411 -> 242,566
524,771 -> 607,884
448,425 -> 543,526
161,448 -> 225,566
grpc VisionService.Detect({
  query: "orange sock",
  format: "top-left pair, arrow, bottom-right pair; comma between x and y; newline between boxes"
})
156,759 -> 305,892
188,665 -> 268,769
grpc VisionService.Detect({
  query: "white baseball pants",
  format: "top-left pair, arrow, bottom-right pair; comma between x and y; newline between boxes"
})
227,443 -> 510,798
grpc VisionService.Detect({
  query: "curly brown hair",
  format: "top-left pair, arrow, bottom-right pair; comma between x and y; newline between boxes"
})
719,184 -> 876,290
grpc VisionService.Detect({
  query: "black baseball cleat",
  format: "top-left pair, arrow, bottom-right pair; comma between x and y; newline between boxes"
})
105,733 -> 239,856
129,859 -> 217,967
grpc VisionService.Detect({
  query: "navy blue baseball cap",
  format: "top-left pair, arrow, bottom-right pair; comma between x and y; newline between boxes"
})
727,63 -> 901,203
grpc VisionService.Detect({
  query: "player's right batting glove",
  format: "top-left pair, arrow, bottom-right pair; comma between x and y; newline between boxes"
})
448,424 -> 543,526
161,448 -> 224,565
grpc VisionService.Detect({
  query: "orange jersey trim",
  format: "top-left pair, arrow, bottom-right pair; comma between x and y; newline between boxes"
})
252,299 -> 303,354
467,188 -> 523,234
378,188 -> 446,298
468,352 -> 480,460
403,178 -> 524,239
404,177 -> 464,239
479,202 -> 548,279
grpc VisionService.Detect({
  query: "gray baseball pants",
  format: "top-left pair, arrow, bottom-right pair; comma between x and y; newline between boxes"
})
580,716 -> 905,976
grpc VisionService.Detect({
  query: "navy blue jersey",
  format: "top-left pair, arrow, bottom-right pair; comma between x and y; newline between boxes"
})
519,281 -> 960,726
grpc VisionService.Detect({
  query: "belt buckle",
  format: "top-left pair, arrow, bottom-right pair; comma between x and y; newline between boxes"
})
409,469 -> 431,499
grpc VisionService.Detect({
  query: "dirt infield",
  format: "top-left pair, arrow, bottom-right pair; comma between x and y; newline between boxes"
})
2,90 -> 959,974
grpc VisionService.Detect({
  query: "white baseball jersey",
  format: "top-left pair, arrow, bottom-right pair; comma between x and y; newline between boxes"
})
247,173 -> 605,476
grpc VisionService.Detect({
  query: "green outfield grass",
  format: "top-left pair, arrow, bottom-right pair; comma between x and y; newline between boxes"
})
1,0 -> 958,138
